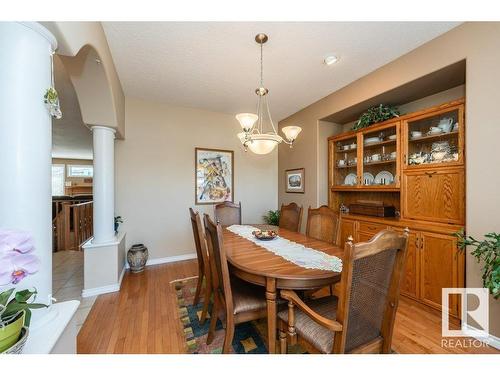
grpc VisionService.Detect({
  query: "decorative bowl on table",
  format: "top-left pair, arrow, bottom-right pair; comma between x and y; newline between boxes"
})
252,230 -> 277,241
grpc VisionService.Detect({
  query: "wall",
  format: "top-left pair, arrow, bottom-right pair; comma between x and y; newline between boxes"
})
116,98 -> 278,260
278,22 -> 500,337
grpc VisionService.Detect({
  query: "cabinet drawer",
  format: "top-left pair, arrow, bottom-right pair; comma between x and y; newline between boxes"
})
358,221 -> 387,235
402,168 -> 465,224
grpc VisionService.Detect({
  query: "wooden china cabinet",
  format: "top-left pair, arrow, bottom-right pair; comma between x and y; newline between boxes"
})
328,98 -> 466,321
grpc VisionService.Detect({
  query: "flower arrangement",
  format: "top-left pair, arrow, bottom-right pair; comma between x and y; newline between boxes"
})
0,229 -> 40,286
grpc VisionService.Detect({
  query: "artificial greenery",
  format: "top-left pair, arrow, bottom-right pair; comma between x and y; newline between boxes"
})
352,104 -> 400,130
0,288 -> 47,327
263,210 -> 280,226
43,87 -> 59,105
455,230 -> 500,299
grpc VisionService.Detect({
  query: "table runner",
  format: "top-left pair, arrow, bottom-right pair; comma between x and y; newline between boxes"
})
226,225 -> 342,272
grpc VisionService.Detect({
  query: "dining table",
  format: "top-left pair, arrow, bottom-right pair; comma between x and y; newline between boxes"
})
223,225 -> 343,354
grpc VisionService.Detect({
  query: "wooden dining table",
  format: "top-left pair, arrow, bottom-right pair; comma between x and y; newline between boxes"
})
223,225 -> 344,354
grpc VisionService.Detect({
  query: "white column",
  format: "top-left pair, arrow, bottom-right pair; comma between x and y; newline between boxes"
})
0,22 -> 57,307
91,126 -> 116,244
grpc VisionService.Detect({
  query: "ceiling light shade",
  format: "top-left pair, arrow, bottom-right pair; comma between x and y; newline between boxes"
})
324,55 -> 339,65
282,126 -> 302,142
236,113 -> 258,131
247,133 -> 282,155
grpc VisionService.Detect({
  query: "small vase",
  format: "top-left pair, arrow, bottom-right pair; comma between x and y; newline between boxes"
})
127,244 -> 149,273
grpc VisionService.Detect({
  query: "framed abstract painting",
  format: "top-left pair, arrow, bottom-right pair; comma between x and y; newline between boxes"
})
285,168 -> 305,193
195,148 -> 234,205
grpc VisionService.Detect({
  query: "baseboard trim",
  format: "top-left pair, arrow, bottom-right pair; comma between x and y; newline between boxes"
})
125,253 -> 197,269
463,323 -> 500,350
82,266 -> 126,298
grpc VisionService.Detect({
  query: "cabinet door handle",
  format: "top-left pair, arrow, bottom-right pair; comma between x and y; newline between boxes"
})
425,171 -> 437,178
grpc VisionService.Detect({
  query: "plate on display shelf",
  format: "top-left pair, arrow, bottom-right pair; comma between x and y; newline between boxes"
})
362,172 -> 375,185
374,171 -> 394,185
343,173 -> 357,186
364,137 -> 380,144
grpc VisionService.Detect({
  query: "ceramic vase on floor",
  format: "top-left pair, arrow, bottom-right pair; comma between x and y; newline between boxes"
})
127,244 -> 149,273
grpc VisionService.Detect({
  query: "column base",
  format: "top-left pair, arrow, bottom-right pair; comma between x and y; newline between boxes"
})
81,231 -> 127,298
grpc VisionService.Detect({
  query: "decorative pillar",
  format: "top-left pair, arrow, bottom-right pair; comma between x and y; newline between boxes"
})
0,22 -> 57,307
91,126 -> 116,244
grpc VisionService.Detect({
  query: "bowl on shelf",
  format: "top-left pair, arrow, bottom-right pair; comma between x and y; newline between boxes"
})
364,136 -> 380,144
252,230 -> 277,241
388,134 -> 397,140
349,143 -> 357,149
411,131 -> 422,139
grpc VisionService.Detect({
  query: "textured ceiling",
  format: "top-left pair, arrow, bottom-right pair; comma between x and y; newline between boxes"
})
103,22 -> 460,121
52,56 -> 93,160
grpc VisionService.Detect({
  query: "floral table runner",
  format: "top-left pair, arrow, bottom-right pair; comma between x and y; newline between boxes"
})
226,225 -> 342,272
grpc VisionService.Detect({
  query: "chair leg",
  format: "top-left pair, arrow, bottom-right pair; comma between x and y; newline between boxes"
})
193,269 -> 204,305
200,280 -> 211,325
222,320 -> 235,354
279,328 -> 288,354
206,296 -> 219,345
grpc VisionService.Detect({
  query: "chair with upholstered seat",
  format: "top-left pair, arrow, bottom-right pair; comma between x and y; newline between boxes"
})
214,201 -> 241,226
306,205 -> 340,245
278,229 -> 409,354
279,202 -> 303,232
203,214 -> 268,353
189,208 -> 212,324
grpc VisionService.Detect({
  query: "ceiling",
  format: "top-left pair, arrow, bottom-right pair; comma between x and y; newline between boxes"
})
52,55 -> 93,160
103,22 -> 460,121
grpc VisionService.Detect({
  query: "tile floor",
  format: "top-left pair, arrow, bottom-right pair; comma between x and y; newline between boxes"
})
52,251 -> 96,332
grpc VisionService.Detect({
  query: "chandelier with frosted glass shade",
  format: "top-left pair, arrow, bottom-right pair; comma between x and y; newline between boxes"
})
236,34 -> 302,155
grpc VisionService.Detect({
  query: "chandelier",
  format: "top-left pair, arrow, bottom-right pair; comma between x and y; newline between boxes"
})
236,33 -> 302,155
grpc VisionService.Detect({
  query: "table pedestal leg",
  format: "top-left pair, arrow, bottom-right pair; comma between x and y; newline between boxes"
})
266,277 -> 277,354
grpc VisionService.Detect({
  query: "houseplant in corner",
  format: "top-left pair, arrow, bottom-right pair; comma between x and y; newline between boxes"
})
0,228 -> 46,353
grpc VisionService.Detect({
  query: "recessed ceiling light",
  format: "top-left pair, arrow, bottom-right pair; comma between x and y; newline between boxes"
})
324,55 -> 339,66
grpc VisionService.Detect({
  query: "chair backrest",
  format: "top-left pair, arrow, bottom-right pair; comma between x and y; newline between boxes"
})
305,205 -> 340,244
332,229 -> 409,354
203,214 -> 233,311
279,202 -> 303,232
189,208 -> 210,278
214,201 -> 241,226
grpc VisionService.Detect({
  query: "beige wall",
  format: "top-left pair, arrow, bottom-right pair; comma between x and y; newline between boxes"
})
278,22 -> 500,336
116,98 -> 278,260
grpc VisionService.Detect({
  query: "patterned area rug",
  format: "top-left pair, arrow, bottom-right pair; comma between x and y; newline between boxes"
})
171,276 -> 305,354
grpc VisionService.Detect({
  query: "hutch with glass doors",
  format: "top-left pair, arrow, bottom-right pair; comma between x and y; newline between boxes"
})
328,98 -> 465,321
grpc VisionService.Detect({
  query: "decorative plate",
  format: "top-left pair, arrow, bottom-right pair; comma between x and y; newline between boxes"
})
362,172 -> 375,185
374,171 -> 394,185
344,173 -> 357,186
252,230 -> 277,241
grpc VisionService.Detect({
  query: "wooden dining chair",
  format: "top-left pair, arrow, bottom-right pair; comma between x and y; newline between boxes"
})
203,214 -> 269,353
279,202 -> 303,232
214,201 -> 241,226
306,205 -> 340,245
189,208 -> 212,325
277,229 -> 409,354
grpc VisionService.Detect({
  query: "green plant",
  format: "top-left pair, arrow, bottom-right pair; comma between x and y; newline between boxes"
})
114,216 -> 124,233
0,288 -> 47,328
263,210 -> 280,226
352,104 -> 400,130
455,230 -> 500,299
43,87 -> 59,105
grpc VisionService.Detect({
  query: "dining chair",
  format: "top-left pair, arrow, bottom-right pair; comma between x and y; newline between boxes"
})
279,202 -> 303,232
306,205 -> 340,245
214,201 -> 241,226
277,229 -> 409,354
188,208 -> 212,325
203,214 -> 269,353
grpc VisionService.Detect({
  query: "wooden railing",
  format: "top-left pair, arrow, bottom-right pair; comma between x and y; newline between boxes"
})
53,199 -> 93,251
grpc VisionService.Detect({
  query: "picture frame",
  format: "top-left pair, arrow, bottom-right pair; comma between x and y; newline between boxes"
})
195,147 -> 234,205
285,168 -> 305,193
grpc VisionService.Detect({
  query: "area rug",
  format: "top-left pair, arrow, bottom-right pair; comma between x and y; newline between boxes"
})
170,276 -> 305,354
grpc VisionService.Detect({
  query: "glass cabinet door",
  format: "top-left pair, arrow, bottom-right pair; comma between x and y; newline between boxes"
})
404,105 -> 463,168
361,123 -> 399,187
332,135 -> 359,187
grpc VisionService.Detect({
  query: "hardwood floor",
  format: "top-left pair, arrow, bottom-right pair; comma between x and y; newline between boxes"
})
77,259 -> 498,354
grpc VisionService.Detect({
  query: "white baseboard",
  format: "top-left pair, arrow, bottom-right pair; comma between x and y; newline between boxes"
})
125,253 -> 197,269
464,323 -> 500,350
81,266 -> 126,298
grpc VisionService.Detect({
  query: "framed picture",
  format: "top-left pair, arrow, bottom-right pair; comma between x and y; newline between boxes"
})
195,148 -> 234,205
285,168 -> 305,193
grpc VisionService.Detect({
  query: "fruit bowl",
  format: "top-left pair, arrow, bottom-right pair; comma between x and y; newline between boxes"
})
252,230 -> 277,241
